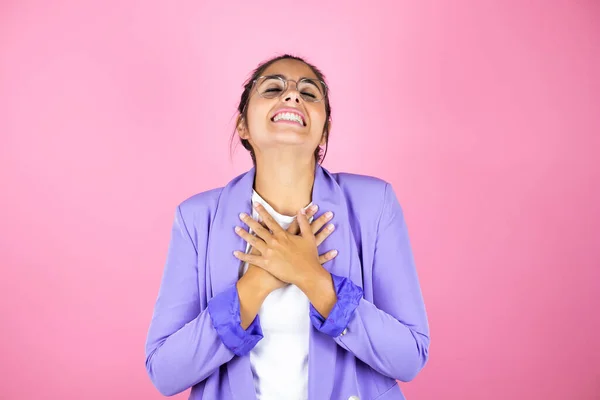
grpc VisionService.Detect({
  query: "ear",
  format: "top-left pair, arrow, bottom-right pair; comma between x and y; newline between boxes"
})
319,118 -> 331,146
319,134 -> 326,147
237,115 -> 249,140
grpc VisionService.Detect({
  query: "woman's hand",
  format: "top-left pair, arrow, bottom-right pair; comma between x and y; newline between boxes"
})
243,245 -> 287,295
240,204 -> 331,296
234,204 -> 337,288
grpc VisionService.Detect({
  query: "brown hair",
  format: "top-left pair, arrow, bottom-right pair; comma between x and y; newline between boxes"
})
230,54 -> 332,165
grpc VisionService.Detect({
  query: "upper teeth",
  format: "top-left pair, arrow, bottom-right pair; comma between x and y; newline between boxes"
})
273,112 -> 303,125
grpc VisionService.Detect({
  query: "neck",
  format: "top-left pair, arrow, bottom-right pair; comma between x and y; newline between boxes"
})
253,155 -> 316,217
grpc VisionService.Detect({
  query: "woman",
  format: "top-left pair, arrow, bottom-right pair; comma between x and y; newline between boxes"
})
145,54 -> 430,400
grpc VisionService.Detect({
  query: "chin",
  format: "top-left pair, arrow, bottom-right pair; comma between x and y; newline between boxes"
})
268,126 -> 310,140
253,132 -> 317,150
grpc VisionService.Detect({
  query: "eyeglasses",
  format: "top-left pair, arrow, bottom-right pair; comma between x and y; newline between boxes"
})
252,75 -> 327,103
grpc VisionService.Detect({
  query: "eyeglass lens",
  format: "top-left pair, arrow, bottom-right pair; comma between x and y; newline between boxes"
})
256,77 -> 324,102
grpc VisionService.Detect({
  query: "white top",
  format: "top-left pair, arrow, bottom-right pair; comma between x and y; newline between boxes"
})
240,190 -> 312,400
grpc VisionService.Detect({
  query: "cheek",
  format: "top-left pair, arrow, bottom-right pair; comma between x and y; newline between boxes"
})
245,102 -> 272,135
309,108 -> 327,131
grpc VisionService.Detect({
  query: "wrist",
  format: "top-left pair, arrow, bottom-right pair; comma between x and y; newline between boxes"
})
238,271 -> 270,301
300,265 -> 337,318
297,262 -> 331,297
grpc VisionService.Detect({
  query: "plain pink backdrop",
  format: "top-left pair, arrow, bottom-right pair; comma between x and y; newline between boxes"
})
1,1 -> 599,399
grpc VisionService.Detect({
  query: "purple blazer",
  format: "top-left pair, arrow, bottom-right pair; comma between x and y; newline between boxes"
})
145,165 -> 430,400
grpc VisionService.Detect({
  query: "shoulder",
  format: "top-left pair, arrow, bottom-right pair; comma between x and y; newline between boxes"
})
330,171 -> 390,193
175,187 -> 224,223
327,169 -> 398,224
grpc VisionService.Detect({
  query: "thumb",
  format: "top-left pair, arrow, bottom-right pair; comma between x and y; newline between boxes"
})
287,205 -> 317,235
297,208 -> 312,237
286,219 -> 300,235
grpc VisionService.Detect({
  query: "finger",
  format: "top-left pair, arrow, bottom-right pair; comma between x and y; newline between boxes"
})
297,208 -> 313,237
287,204 -> 318,235
239,212 -> 272,242
249,245 -> 261,255
254,204 -> 286,235
287,220 -> 299,235
310,211 -> 334,235
233,250 -> 263,267
234,226 -> 267,253
318,249 -> 338,264
314,223 -> 335,246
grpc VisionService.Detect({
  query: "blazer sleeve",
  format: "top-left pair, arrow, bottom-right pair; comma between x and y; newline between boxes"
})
310,183 -> 430,382
145,205 -> 263,396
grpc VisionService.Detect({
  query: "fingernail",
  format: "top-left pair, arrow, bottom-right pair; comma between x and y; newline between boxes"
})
254,203 -> 261,209
327,224 -> 335,231
300,208 -> 306,215
233,250 -> 239,256
309,204 -> 318,211
234,226 -> 241,233
325,211 -> 333,219
331,250 -> 338,256
239,212 -> 247,220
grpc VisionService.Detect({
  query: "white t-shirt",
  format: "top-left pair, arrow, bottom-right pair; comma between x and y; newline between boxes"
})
240,189 -> 312,400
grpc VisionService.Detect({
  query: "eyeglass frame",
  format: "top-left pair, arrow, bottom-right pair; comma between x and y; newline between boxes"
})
250,74 -> 329,103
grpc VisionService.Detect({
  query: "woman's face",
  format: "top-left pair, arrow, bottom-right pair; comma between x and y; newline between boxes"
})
239,59 -> 328,158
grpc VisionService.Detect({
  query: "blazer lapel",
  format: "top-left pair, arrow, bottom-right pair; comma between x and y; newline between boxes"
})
309,165 -> 363,399
312,165 -> 363,285
206,167 -> 257,400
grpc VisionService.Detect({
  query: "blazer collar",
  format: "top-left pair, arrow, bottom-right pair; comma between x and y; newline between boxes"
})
206,163 -> 362,399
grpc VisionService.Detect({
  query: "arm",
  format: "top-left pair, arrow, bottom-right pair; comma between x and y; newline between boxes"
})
237,265 -> 272,329
308,183 -> 430,382
145,206 -> 264,396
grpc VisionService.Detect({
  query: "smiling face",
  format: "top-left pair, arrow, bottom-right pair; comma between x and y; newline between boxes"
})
238,59 -> 329,161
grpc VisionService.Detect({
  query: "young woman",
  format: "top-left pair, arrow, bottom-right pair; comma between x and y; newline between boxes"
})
145,54 -> 430,400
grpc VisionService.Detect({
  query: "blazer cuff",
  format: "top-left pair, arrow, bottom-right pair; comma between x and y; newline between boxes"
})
208,284 -> 263,356
309,273 -> 363,337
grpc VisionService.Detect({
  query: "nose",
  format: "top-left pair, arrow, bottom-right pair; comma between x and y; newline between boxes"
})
284,94 -> 301,103
283,81 -> 301,103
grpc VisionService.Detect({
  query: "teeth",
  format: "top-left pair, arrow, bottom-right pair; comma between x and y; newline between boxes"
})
273,112 -> 303,125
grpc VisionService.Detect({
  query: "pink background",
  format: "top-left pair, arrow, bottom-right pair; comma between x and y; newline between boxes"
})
1,1 -> 599,399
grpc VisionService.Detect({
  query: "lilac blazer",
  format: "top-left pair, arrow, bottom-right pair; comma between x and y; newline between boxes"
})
145,165 -> 430,400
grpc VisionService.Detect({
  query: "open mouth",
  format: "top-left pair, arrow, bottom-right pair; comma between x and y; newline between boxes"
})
271,111 -> 306,127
